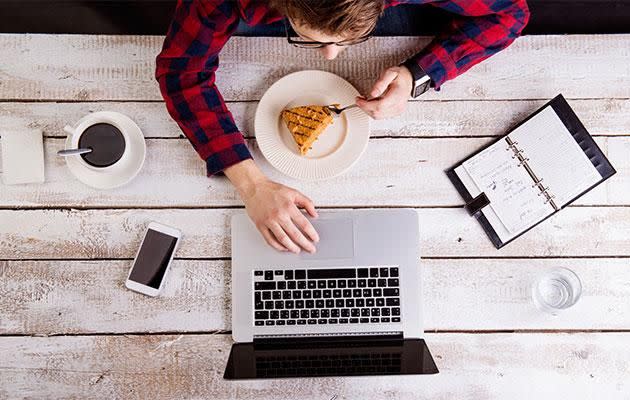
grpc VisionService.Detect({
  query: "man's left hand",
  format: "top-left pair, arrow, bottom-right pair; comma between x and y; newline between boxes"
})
355,66 -> 413,120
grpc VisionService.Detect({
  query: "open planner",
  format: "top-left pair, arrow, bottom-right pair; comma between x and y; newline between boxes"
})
447,95 -> 616,249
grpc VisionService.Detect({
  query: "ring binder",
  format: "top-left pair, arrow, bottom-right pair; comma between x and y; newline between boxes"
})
505,137 -> 560,211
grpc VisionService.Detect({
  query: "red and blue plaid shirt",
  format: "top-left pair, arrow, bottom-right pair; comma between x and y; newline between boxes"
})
156,0 -> 530,176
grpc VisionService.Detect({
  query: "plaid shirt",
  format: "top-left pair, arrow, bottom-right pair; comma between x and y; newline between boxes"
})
156,0 -> 530,176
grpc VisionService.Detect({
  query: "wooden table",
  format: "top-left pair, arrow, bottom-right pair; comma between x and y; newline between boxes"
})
1,33 -> 629,399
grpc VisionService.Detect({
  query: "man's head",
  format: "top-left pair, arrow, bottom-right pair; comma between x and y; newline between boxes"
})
272,0 -> 384,60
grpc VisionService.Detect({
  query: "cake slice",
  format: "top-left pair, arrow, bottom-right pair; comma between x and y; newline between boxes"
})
281,105 -> 335,155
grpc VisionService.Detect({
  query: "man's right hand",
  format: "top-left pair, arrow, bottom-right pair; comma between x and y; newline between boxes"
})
224,160 -> 319,254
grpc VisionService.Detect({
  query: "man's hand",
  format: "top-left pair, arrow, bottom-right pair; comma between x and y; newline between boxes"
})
225,160 -> 319,254
356,66 -> 413,120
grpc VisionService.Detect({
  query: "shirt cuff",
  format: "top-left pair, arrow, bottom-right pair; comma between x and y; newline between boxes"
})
412,46 -> 457,90
203,136 -> 253,176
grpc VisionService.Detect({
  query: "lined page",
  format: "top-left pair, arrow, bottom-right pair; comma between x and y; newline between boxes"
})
461,140 -> 554,234
509,106 -> 601,206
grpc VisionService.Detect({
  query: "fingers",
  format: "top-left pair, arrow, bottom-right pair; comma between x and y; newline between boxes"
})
268,222 -> 302,254
292,210 -> 320,243
294,191 -> 318,218
356,83 -> 408,120
369,67 -> 400,98
260,227 -> 288,252
280,219 -> 316,254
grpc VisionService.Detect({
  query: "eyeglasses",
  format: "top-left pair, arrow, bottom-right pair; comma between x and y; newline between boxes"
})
284,20 -> 372,49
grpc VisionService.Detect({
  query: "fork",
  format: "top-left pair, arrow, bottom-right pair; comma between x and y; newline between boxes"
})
325,104 -> 359,117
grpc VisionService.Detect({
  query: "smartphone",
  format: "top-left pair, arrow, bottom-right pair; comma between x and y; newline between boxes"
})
125,222 -> 181,297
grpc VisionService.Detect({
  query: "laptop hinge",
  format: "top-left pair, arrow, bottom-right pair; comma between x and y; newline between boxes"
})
253,332 -> 404,348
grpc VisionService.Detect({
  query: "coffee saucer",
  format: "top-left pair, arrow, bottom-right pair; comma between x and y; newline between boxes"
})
64,111 -> 146,190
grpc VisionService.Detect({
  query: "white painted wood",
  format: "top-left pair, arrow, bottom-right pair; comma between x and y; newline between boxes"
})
0,136 -> 626,207
1,34 -> 629,101
1,258 -> 629,335
1,207 -> 629,259
2,99 -> 629,139
1,333 -> 628,399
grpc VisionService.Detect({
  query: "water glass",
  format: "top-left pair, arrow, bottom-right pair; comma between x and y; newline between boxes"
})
532,267 -> 582,314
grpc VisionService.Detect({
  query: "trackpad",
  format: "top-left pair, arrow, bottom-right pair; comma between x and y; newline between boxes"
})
301,217 -> 354,260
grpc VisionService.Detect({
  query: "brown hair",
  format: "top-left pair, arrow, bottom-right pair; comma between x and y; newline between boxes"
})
271,0 -> 385,39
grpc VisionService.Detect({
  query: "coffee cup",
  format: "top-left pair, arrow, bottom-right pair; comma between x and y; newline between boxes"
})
63,112 -> 132,172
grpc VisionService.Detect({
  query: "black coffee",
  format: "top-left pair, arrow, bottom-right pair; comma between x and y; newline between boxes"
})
78,123 -> 126,168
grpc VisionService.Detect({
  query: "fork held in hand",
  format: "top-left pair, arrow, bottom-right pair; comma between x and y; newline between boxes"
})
325,104 -> 359,116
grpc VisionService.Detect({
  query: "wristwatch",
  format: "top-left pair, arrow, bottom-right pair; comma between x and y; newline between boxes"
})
401,59 -> 432,98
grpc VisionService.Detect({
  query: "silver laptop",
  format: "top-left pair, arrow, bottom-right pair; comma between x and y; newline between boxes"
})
225,209 -> 438,379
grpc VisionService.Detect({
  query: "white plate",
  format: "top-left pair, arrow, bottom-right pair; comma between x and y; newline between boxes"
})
65,112 -> 146,190
255,70 -> 370,181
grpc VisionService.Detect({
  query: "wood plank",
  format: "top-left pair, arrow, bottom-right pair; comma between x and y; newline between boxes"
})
1,333 -> 628,399
1,34 -> 629,101
1,207 -> 629,259
0,136 -> 626,207
2,258 -> 629,335
2,99 -> 629,139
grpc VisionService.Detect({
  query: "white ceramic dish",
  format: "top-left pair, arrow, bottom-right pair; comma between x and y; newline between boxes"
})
64,111 -> 146,189
255,70 -> 370,181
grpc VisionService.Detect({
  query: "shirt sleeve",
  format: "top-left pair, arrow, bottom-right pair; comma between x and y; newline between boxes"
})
410,0 -> 530,89
155,0 -> 251,176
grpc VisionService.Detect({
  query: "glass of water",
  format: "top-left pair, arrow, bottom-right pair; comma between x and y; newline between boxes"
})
532,267 -> 582,314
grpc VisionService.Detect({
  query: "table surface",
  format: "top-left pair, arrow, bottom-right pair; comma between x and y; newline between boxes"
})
0,33 -> 629,399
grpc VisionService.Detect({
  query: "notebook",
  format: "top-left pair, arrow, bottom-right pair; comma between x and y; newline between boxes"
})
446,95 -> 616,249
1,129 -> 46,185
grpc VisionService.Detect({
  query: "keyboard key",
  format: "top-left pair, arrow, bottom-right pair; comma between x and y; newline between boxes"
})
345,299 -> 354,307
378,279 -> 387,287
329,319 -> 338,324
265,271 -> 274,280
338,280 -> 347,288
384,289 -> 399,297
265,301 -> 273,309
360,318 -> 369,323
288,281 -> 296,289
325,299 -> 334,308
323,290 -> 331,298
368,279 -> 377,288
272,291 -> 281,300
283,291 -> 291,299
296,300 -> 304,308
371,318 -> 379,323
327,280 -> 336,288
340,318 -> 349,324
296,270 -> 306,280
270,311 -> 279,319
277,320 -> 285,326
371,308 -> 380,316
343,289 -> 351,297
370,268 -> 379,277
392,308 -> 400,316
348,280 -> 357,288
363,289 -> 372,297
255,311 -> 269,319
351,309 -> 360,317
356,299 -> 365,307
308,269 -> 356,279
255,281 -> 275,290
308,319 -> 317,325
366,298 -> 375,307
382,308 -> 391,316
358,268 -> 368,278
300,310 -> 309,318
285,270 -> 294,280
316,300 -> 324,308
321,309 -> 330,318
306,300 -> 314,308
388,278 -> 399,287
392,317 -> 401,322
313,290 -> 322,299
308,281 -> 316,289
376,298 -> 385,307
379,268 -> 389,277
350,318 -> 359,323
255,301 -> 264,310
297,319 -> 306,325
333,289 -> 342,298
303,291 -> 312,299
341,309 -> 350,317
280,310 -> 289,319
373,289 -> 382,297
262,291 -> 271,300
358,280 -> 367,288
318,319 -> 327,324
285,301 -> 294,309
361,308 -> 370,317
277,282 -> 286,290
275,270 -> 283,276
255,320 -> 264,326
287,320 -> 296,325
390,268 -> 399,277
265,320 -> 274,326
298,281 -> 306,289
292,291 -> 301,299
381,317 -> 390,323
331,309 -> 340,317
254,270 -> 263,276
386,298 -> 400,306
290,310 -> 300,318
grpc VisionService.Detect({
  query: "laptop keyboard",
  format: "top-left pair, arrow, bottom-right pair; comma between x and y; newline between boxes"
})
252,266 -> 401,327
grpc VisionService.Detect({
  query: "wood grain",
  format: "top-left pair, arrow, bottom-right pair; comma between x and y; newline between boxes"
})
0,136 -> 627,207
1,258 -> 629,335
1,99 -> 629,139
1,333 -> 628,400
1,207 -> 629,259
1,34 -> 629,101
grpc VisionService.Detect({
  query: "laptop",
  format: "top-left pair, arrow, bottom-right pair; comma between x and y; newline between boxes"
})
224,209 -> 438,379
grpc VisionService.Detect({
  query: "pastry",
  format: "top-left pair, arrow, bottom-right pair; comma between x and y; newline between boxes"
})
281,105 -> 335,155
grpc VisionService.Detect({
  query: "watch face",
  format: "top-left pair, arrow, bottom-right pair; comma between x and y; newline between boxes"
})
413,80 -> 431,98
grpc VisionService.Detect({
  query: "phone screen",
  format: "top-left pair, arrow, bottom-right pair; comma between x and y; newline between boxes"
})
129,229 -> 178,289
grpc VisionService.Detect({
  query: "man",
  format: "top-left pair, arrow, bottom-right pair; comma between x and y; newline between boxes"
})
156,0 -> 530,254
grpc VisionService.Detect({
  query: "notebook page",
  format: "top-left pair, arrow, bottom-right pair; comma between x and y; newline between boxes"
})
508,106 -> 601,206
461,139 -> 554,234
